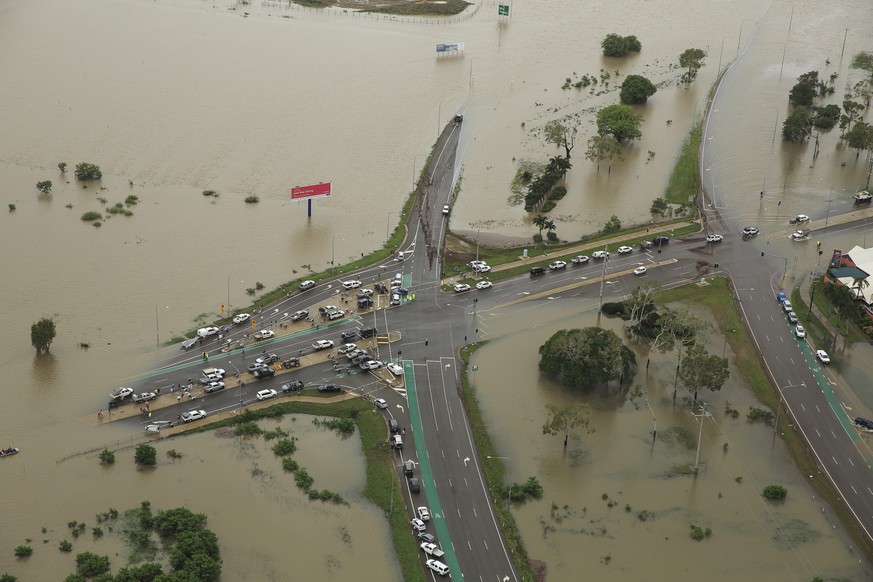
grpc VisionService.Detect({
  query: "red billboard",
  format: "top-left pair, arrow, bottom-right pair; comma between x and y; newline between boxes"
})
291,182 -> 332,200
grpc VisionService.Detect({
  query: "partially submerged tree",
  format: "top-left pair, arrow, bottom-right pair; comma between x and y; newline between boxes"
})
788,71 -> 822,107
539,327 -> 636,388
650,197 -> 668,216
596,104 -> 643,143
601,33 -> 642,57
626,280 -> 660,334
844,121 -> 873,157
36,180 -> 52,194
74,162 -> 102,181
678,48 -> 706,84
544,120 -> 578,159
619,75 -> 657,104
584,135 -> 623,172
851,51 -> 873,79
678,343 -> 730,400
31,317 -> 56,354
542,402 -> 593,448
782,108 -> 813,143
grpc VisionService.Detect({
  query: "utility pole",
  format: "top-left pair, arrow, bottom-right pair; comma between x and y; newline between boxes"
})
693,403 -> 711,472
598,245 -> 608,309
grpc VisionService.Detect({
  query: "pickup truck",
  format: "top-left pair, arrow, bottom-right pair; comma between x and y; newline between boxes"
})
421,542 -> 444,558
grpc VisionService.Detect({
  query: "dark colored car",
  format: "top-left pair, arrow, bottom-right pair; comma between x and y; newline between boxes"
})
403,460 -> 415,477
375,283 -> 389,294
340,331 -> 358,341
389,419 -> 400,434
396,288 -> 409,296
353,354 -> 373,365
318,383 -> 342,393
530,266 -> 546,277
360,327 -> 378,339
358,298 -> 373,308
282,380 -> 304,392
253,367 -> 275,379
409,477 -> 421,493
218,324 -> 232,334
653,236 -> 670,245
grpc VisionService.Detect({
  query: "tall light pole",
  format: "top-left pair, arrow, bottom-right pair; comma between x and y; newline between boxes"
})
155,303 -> 169,346
486,455 -> 512,506
774,382 -> 805,433
387,211 -> 392,239
331,235 -> 335,274
412,155 -> 419,192
693,403 -> 711,472
229,361 -> 243,406
737,19 -> 750,57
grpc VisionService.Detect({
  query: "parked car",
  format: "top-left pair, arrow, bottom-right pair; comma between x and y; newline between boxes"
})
312,339 -> 334,350
782,300 -> 793,313
386,363 -> 403,377
633,266 -> 647,276
476,280 -> 493,290
776,291 -> 787,303
204,382 -> 225,393
253,367 -> 275,379
571,255 -> 589,264
232,313 -> 251,324
340,330 -> 359,341
421,542 -> 444,558
404,460 -> 415,477
326,309 -> 346,320
291,309 -> 309,322
318,383 -> 342,393
373,398 -> 388,409
202,367 -> 226,377
706,234 -> 724,243
742,226 -> 760,236
417,506 -> 431,521
374,283 -> 389,294
338,343 -> 358,354
789,214 -> 810,224
359,327 -> 378,338
255,353 -> 279,366
426,559 -> 449,576
360,360 -> 383,370
795,325 -> 806,339
282,380 -> 304,393
549,260 -> 567,270
181,410 -> 207,422
787,311 -> 798,323
418,532 -> 435,544
530,266 -> 546,277
299,280 -> 315,291
352,354 -> 373,365
318,305 -> 338,314
256,388 -> 278,401
132,392 -> 156,403
617,246 -> 633,254
390,293 -> 401,306
197,326 -> 219,338
816,349 -> 831,364
453,283 -> 471,293
342,280 -> 362,290
346,349 -> 365,360
470,260 -> 488,270
652,236 -> 670,245
200,373 -> 223,384
411,518 -> 427,532
357,298 -> 373,308
248,362 -> 268,373
592,250 -> 609,260
356,289 -> 374,298
442,204 -> 450,215
409,477 -> 421,493
110,387 -> 135,401
253,330 -> 274,340
473,263 -> 491,273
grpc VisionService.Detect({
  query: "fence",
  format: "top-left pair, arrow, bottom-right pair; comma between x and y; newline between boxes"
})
256,0 -> 486,25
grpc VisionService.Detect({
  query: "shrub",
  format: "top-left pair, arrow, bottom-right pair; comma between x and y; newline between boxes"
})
549,186 -> 567,201
272,438 -> 298,456
124,195 -> 139,206
603,214 -> 621,233
546,231 -> 558,242
99,449 -> 115,464
762,485 -> 787,500
58,162 -> 67,173
202,190 -> 218,197
74,163 -> 102,181
81,211 -> 102,222
747,406 -> 775,423
8,204 -> 15,212
14,545 -> 32,557
689,524 -> 711,541
294,468 -> 314,490
244,195 -> 259,203
134,444 -> 157,466
234,421 -> 263,437
166,449 -> 183,459
75,552 -> 110,577
282,458 -> 299,472
59,540 -> 73,552
540,200 -> 557,212
36,180 -> 52,194
650,197 -> 668,216
91,527 -> 103,538
601,33 -> 642,57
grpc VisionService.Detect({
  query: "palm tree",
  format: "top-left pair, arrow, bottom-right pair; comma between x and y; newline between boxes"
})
532,215 -> 548,236
544,219 -> 557,240
852,276 -> 869,300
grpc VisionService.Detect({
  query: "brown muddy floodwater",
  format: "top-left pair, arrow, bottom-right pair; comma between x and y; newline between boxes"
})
471,301 -> 871,580
1,0 -> 872,578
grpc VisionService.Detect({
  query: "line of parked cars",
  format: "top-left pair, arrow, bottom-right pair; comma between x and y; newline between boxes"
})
777,291 -> 830,364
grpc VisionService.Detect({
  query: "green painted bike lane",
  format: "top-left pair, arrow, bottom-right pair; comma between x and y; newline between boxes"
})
403,360 -> 461,578
796,340 -> 873,468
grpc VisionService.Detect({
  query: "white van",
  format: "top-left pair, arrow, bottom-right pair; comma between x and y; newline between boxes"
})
426,559 -> 449,576
326,310 -> 345,321
396,251 -> 406,262
391,434 -> 403,449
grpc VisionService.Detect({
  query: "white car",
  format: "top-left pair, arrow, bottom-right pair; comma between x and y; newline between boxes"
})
476,280 -> 493,290
254,330 -> 275,340
549,260 -> 567,270
426,559 -> 449,576
360,360 -> 383,370
373,398 -> 388,409
197,326 -> 219,338
787,311 -> 798,324
470,260 -> 488,269
617,245 -> 633,254
791,214 -> 810,224
417,506 -> 431,521
633,266 -> 647,276
411,518 -> 427,532
204,381 -> 225,393
338,343 -> 358,354
312,339 -> 335,350
453,283 -> 471,293
342,280 -> 362,290
442,205 -> 450,215
706,234 -> 724,243
232,313 -> 251,324
132,392 -> 156,403
592,250 -> 609,259
386,363 -> 403,377
816,350 -> 830,364
742,226 -> 760,236
790,229 -> 809,240
291,310 -> 309,322
299,280 -> 315,291
782,300 -> 792,313
473,264 -> 491,273
795,325 -> 806,339
571,255 -> 589,264
181,409 -> 207,422
256,388 -> 278,401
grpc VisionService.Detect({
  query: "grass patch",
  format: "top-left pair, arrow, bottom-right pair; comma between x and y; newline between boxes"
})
81,211 -> 102,222
363,0 -> 470,16
663,121 -> 702,207
656,276 -> 873,563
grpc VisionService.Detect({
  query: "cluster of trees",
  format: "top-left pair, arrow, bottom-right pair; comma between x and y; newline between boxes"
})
841,55 -> 873,154
74,162 -> 102,181
538,327 -> 637,388
532,215 -> 557,243
36,180 -> 52,194
601,33 -> 641,58
619,75 -> 657,105
523,155 -> 571,212
782,70 -> 845,142
583,105 -> 644,173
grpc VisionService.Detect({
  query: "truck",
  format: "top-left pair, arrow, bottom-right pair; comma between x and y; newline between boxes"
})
421,542 -> 444,558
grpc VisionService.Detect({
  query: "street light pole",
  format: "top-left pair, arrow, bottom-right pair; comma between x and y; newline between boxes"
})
774,382 -> 806,433
737,19 -> 750,56
331,235 -> 335,273
155,303 -> 160,346
229,361 -> 242,406
693,403 -> 711,472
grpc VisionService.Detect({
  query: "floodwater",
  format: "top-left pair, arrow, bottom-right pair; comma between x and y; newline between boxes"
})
1,0 -> 872,578
471,301 -> 871,580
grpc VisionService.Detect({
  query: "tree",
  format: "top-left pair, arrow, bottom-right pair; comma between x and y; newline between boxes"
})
36,180 -> 52,194
678,48 -> 706,84
788,71 -> 820,107
782,108 -> 812,142
619,75 -> 657,104
543,120 -> 578,159
113,564 -> 163,582
812,104 -> 841,130
678,343 -> 730,399
75,552 -> 111,577
651,308 -> 709,368
539,327 -> 636,388
762,485 -> 788,500
603,214 -> 621,233
99,449 -> 115,465
584,135 -> 623,172
134,444 -> 157,467
31,317 -> 56,354
596,104 -> 643,143
626,280 -> 660,334
543,218 -> 557,241
601,33 -> 641,57
840,99 -> 864,134
650,197 -> 668,216
851,51 -> 873,79
532,215 -> 548,236
74,163 -> 102,181
844,121 -> 873,156
58,162 -> 67,173
852,275 -> 869,299
542,402 -> 593,448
